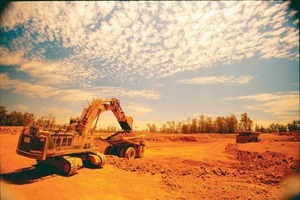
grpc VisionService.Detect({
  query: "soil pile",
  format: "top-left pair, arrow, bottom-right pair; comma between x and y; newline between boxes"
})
105,142 -> 299,190
105,155 -> 235,192
225,144 -> 299,185
0,126 -> 23,135
144,134 -> 212,143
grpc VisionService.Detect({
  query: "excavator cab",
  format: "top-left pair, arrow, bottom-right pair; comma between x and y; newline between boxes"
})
17,126 -> 49,160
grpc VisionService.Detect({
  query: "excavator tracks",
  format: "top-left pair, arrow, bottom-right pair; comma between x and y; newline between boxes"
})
36,152 -> 105,176
87,151 -> 106,167
37,156 -> 83,176
61,156 -> 83,176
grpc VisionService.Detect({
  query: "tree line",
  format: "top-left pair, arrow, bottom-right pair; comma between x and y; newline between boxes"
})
1,105 -> 299,133
0,106 -> 55,128
147,113 -> 300,134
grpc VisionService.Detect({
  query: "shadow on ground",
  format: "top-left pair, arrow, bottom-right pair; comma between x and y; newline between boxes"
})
0,165 -> 58,185
0,162 -> 104,185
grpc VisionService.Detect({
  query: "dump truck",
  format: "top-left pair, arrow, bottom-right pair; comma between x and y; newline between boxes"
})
16,98 -> 143,176
235,131 -> 261,143
100,131 -> 145,159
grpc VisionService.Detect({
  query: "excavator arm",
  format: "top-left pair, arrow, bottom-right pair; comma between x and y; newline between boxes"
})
69,98 -> 132,135
110,98 -> 133,131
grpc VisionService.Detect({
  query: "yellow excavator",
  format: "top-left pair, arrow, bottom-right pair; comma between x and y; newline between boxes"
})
16,98 -> 144,176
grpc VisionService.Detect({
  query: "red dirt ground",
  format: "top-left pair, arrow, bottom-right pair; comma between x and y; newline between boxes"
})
1,127 -> 299,200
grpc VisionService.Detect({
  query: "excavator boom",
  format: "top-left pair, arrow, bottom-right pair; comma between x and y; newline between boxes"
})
69,98 -> 133,135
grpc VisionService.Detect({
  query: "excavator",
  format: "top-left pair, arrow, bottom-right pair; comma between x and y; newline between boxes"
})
16,98 -> 144,176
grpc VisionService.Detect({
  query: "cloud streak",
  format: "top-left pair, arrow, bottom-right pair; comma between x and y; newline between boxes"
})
15,104 -> 28,111
178,75 -> 253,85
0,73 -> 161,101
127,104 -> 154,114
222,91 -> 299,118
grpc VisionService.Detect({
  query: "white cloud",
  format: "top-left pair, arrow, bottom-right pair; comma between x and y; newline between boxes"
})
1,73 -> 61,98
178,75 -> 253,85
15,104 -> 28,110
222,91 -> 299,119
0,73 -> 161,101
0,1 -> 298,84
127,104 -> 154,114
0,46 -> 98,88
0,47 -> 26,66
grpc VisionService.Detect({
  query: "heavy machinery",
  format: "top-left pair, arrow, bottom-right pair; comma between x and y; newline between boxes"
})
235,131 -> 261,143
100,131 -> 145,159
16,98 -> 143,176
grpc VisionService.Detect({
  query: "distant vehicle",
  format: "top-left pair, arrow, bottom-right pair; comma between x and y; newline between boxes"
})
16,98 -> 143,176
235,131 -> 261,143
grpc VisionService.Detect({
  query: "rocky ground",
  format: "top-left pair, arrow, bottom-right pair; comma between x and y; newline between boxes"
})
0,127 -> 299,200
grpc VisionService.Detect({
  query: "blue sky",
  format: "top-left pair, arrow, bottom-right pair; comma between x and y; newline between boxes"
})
0,1 -> 299,130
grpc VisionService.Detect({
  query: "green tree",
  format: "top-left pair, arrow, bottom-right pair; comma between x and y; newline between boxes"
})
7,111 -> 24,126
240,113 -> 253,131
159,123 -> 167,133
35,113 -> 56,129
147,123 -> 157,133
181,124 -> 189,134
0,106 -> 8,125
190,118 -> 198,133
255,124 -> 266,133
166,121 -> 176,133
176,122 -> 182,133
225,114 -> 238,133
198,115 -> 206,133
106,125 -> 117,133
268,123 -> 287,132
215,116 -> 226,133
269,123 -> 277,132
287,120 -> 300,132
205,116 -> 214,133
22,112 -> 35,126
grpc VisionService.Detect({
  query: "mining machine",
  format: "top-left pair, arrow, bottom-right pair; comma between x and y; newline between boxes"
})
235,131 -> 261,143
16,98 -> 143,176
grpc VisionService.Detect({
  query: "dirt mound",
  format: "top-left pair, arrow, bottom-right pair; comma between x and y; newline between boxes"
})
0,126 -> 24,135
106,155 -> 227,176
105,155 -> 238,193
225,144 -> 299,185
106,142 -> 299,187
144,134 -> 212,143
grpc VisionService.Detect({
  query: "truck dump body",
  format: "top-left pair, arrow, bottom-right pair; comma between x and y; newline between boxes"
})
236,131 -> 261,143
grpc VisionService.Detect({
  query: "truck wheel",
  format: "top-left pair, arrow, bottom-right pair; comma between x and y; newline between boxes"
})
63,161 -> 71,175
137,146 -> 145,158
119,147 -> 125,158
105,145 -> 118,156
104,146 -> 112,155
124,147 -> 135,159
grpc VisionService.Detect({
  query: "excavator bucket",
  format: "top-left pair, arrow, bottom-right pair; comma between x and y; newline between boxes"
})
119,116 -> 133,132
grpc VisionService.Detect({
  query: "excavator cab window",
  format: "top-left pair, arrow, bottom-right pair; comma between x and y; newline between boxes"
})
67,138 -> 72,146
55,138 -> 61,147
62,138 -> 67,146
